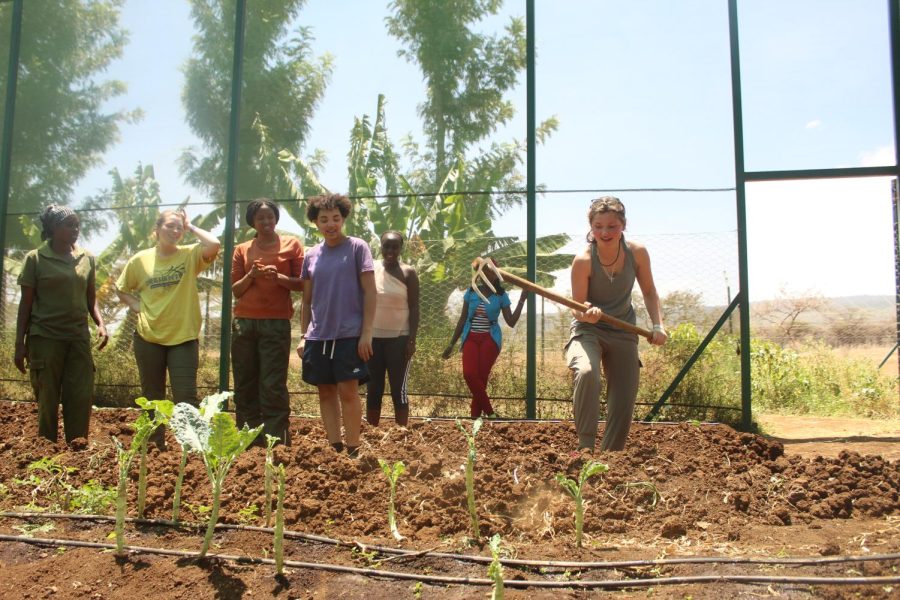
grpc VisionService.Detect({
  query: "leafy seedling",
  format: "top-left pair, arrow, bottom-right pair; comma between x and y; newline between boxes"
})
274,463 -> 286,575
172,392 -> 231,524
377,458 -> 406,542
488,533 -> 504,600
113,398 -> 173,555
456,417 -> 483,539
169,392 -> 262,557
134,398 -> 174,518
264,434 -> 280,527
556,459 -> 609,547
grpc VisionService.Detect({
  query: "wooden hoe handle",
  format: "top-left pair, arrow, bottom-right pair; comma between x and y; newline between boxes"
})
471,257 -> 653,341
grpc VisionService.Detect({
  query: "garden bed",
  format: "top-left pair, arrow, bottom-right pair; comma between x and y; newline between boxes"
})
0,399 -> 897,599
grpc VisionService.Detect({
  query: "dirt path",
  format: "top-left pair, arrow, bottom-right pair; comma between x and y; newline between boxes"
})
757,413 -> 900,461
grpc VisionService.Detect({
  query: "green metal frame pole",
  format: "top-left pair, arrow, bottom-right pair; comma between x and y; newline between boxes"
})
525,0 -> 537,419
890,0 -> 900,384
727,0 -> 752,431
218,0 -> 247,392
0,0 -> 24,286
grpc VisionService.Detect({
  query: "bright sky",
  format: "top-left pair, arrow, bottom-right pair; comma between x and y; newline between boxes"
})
65,0 -> 897,304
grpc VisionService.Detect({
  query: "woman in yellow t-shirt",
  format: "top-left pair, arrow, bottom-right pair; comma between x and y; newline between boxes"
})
115,210 -> 220,412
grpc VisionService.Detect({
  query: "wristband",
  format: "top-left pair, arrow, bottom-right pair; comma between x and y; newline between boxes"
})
652,324 -> 664,332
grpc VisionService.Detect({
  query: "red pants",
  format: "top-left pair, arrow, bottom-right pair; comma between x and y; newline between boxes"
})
461,331 -> 500,418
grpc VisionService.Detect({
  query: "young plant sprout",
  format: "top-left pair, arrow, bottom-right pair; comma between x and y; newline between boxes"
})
377,459 -> 406,542
456,417 -> 483,539
135,398 -> 174,518
264,434 -> 280,528
169,391 -> 262,557
274,463 -> 286,576
113,398 -> 174,555
555,459 -> 609,548
488,533 -> 504,600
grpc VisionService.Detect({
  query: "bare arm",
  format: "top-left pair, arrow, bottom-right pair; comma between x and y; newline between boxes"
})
570,251 -> 602,323
502,291 -> 527,327
296,278 -> 313,360
358,270 -> 376,361
116,287 -> 141,313
183,212 -> 220,262
405,266 -> 420,360
14,286 -> 34,373
273,270 -> 304,291
632,242 -> 667,346
442,298 -> 470,359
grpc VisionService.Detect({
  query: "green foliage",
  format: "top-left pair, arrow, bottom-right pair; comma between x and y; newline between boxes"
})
0,0 -> 139,249
170,391 -> 262,556
488,533 -> 505,600
113,398 -> 172,554
69,479 -> 117,515
236,503 -> 260,525
556,460 -> 609,548
274,463 -> 286,575
264,434 -> 280,528
179,0 -> 333,227
378,458 -> 407,542
456,417 -> 483,539
134,398 -> 175,518
11,456 -> 113,514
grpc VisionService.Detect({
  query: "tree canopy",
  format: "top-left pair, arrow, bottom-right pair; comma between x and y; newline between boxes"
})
0,0 -> 137,248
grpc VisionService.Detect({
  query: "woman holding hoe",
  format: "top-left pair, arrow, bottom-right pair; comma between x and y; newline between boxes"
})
567,196 -> 667,454
443,258 -> 527,419
297,194 -> 375,458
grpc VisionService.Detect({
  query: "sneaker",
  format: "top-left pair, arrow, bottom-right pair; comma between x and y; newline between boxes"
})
485,412 -> 501,420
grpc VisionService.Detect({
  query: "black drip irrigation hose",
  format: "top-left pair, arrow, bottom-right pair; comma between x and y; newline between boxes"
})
0,533 -> 898,590
3,511 -> 899,571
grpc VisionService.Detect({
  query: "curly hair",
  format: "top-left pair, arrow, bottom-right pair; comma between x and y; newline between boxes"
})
306,194 -> 352,221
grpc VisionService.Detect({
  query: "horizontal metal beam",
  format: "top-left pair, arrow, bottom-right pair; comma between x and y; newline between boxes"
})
745,165 -> 899,182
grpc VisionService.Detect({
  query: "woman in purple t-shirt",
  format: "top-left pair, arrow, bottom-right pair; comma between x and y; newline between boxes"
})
297,194 -> 375,458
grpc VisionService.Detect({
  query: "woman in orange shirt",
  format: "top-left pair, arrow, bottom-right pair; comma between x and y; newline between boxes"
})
231,199 -> 304,445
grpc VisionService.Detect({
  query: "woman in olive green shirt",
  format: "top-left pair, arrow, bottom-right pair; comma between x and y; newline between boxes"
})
15,205 -> 108,444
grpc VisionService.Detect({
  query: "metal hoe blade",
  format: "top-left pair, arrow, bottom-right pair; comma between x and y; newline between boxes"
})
471,257 -> 503,303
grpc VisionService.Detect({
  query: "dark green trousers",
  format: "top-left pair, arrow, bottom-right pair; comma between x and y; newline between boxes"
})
132,333 -> 199,406
231,318 -> 292,445
28,335 -> 94,443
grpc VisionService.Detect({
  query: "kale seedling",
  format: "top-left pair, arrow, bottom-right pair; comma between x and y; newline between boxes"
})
134,398 -> 174,518
113,398 -> 173,554
456,417 -> 483,540
169,392 -> 262,557
488,533 -> 504,600
377,459 -> 406,542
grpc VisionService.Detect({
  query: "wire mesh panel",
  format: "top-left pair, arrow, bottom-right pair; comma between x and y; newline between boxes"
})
0,0 -> 896,425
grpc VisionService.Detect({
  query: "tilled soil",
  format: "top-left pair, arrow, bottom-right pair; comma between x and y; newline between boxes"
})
0,399 -> 898,599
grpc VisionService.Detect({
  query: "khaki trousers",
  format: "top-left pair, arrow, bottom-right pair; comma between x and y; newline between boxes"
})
566,328 -> 640,451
